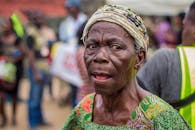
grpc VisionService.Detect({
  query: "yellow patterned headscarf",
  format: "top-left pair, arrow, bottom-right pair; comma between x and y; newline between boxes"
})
82,4 -> 149,53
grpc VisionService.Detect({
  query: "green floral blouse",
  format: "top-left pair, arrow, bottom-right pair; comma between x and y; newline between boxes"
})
62,93 -> 191,130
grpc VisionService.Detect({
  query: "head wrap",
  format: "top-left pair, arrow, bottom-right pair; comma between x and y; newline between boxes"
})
82,4 -> 149,53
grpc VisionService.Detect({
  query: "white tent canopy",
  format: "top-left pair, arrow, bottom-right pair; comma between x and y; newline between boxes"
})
107,0 -> 194,16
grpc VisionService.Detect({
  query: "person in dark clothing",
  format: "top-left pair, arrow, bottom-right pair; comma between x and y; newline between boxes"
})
0,17 -> 22,127
0,38 -> 16,127
10,37 -> 25,125
176,12 -> 185,45
137,2 -> 195,128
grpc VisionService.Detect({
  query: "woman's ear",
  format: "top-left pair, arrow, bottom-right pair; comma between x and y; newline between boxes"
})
135,51 -> 146,70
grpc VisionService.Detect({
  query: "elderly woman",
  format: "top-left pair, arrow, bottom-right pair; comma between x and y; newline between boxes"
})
62,5 -> 191,129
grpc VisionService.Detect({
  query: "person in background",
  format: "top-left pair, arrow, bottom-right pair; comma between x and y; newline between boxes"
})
173,12 -> 185,45
155,16 -> 177,48
0,14 -> 23,127
62,4 -> 191,129
25,11 -> 56,130
58,0 -> 87,107
58,0 -> 87,45
11,37 -> 25,126
146,28 -> 158,59
0,39 -> 16,128
137,1 -> 195,128
9,13 -> 25,126
46,40 -> 54,100
76,21 -> 94,102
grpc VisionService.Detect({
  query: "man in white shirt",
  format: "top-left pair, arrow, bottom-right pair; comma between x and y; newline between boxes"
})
58,0 -> 87,45
58,0 -> 87,107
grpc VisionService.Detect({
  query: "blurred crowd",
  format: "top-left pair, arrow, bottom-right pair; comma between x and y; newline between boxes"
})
142,12 -> 185,59
0,0 -> 190,130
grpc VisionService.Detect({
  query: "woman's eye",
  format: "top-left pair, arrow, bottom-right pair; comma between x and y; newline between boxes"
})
87,44 -> 97,49
111,44 -> 122,50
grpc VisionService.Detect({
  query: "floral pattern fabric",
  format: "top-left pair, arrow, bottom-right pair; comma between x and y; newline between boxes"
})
62,93 -> 191,130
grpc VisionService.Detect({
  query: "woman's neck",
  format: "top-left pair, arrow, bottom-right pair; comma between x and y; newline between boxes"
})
95,80 -> 144,114
93,80 -> 149,126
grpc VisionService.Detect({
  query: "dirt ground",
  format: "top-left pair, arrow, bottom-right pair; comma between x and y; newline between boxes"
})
1,78 -> 72,130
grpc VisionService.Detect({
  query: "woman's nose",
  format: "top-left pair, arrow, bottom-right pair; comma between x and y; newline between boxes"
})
93,47 -> 109,64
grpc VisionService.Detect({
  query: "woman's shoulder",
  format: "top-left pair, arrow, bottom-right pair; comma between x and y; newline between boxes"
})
73,93 -> 95,121
139,94 -> 172,119
142,95 -> 191,129
62,93 -> 95,130
77,93 -> 95,108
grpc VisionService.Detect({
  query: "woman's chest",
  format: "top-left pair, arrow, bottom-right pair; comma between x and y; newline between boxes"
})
93,110 -> 131,126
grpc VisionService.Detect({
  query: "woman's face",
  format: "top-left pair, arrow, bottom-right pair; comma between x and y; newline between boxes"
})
84,21 -> 137,95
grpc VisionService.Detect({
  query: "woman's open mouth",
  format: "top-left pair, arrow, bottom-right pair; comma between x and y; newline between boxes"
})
91,72 -> 112,81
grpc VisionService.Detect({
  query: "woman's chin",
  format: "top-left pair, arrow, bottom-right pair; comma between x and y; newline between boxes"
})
94,86 -> 115,96
91,76 -> 120,96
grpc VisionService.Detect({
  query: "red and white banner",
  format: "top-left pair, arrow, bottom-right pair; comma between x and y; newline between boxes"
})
50,43 -> 82,87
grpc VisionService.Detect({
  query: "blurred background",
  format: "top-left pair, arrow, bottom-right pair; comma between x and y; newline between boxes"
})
0,0 -> 193,130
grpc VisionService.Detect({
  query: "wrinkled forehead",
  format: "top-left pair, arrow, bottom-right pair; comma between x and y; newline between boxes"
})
85,21 -> 136,46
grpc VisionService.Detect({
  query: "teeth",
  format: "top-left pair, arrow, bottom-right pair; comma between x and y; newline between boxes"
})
95,75 -> 109,80
93,73 -> 110,80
